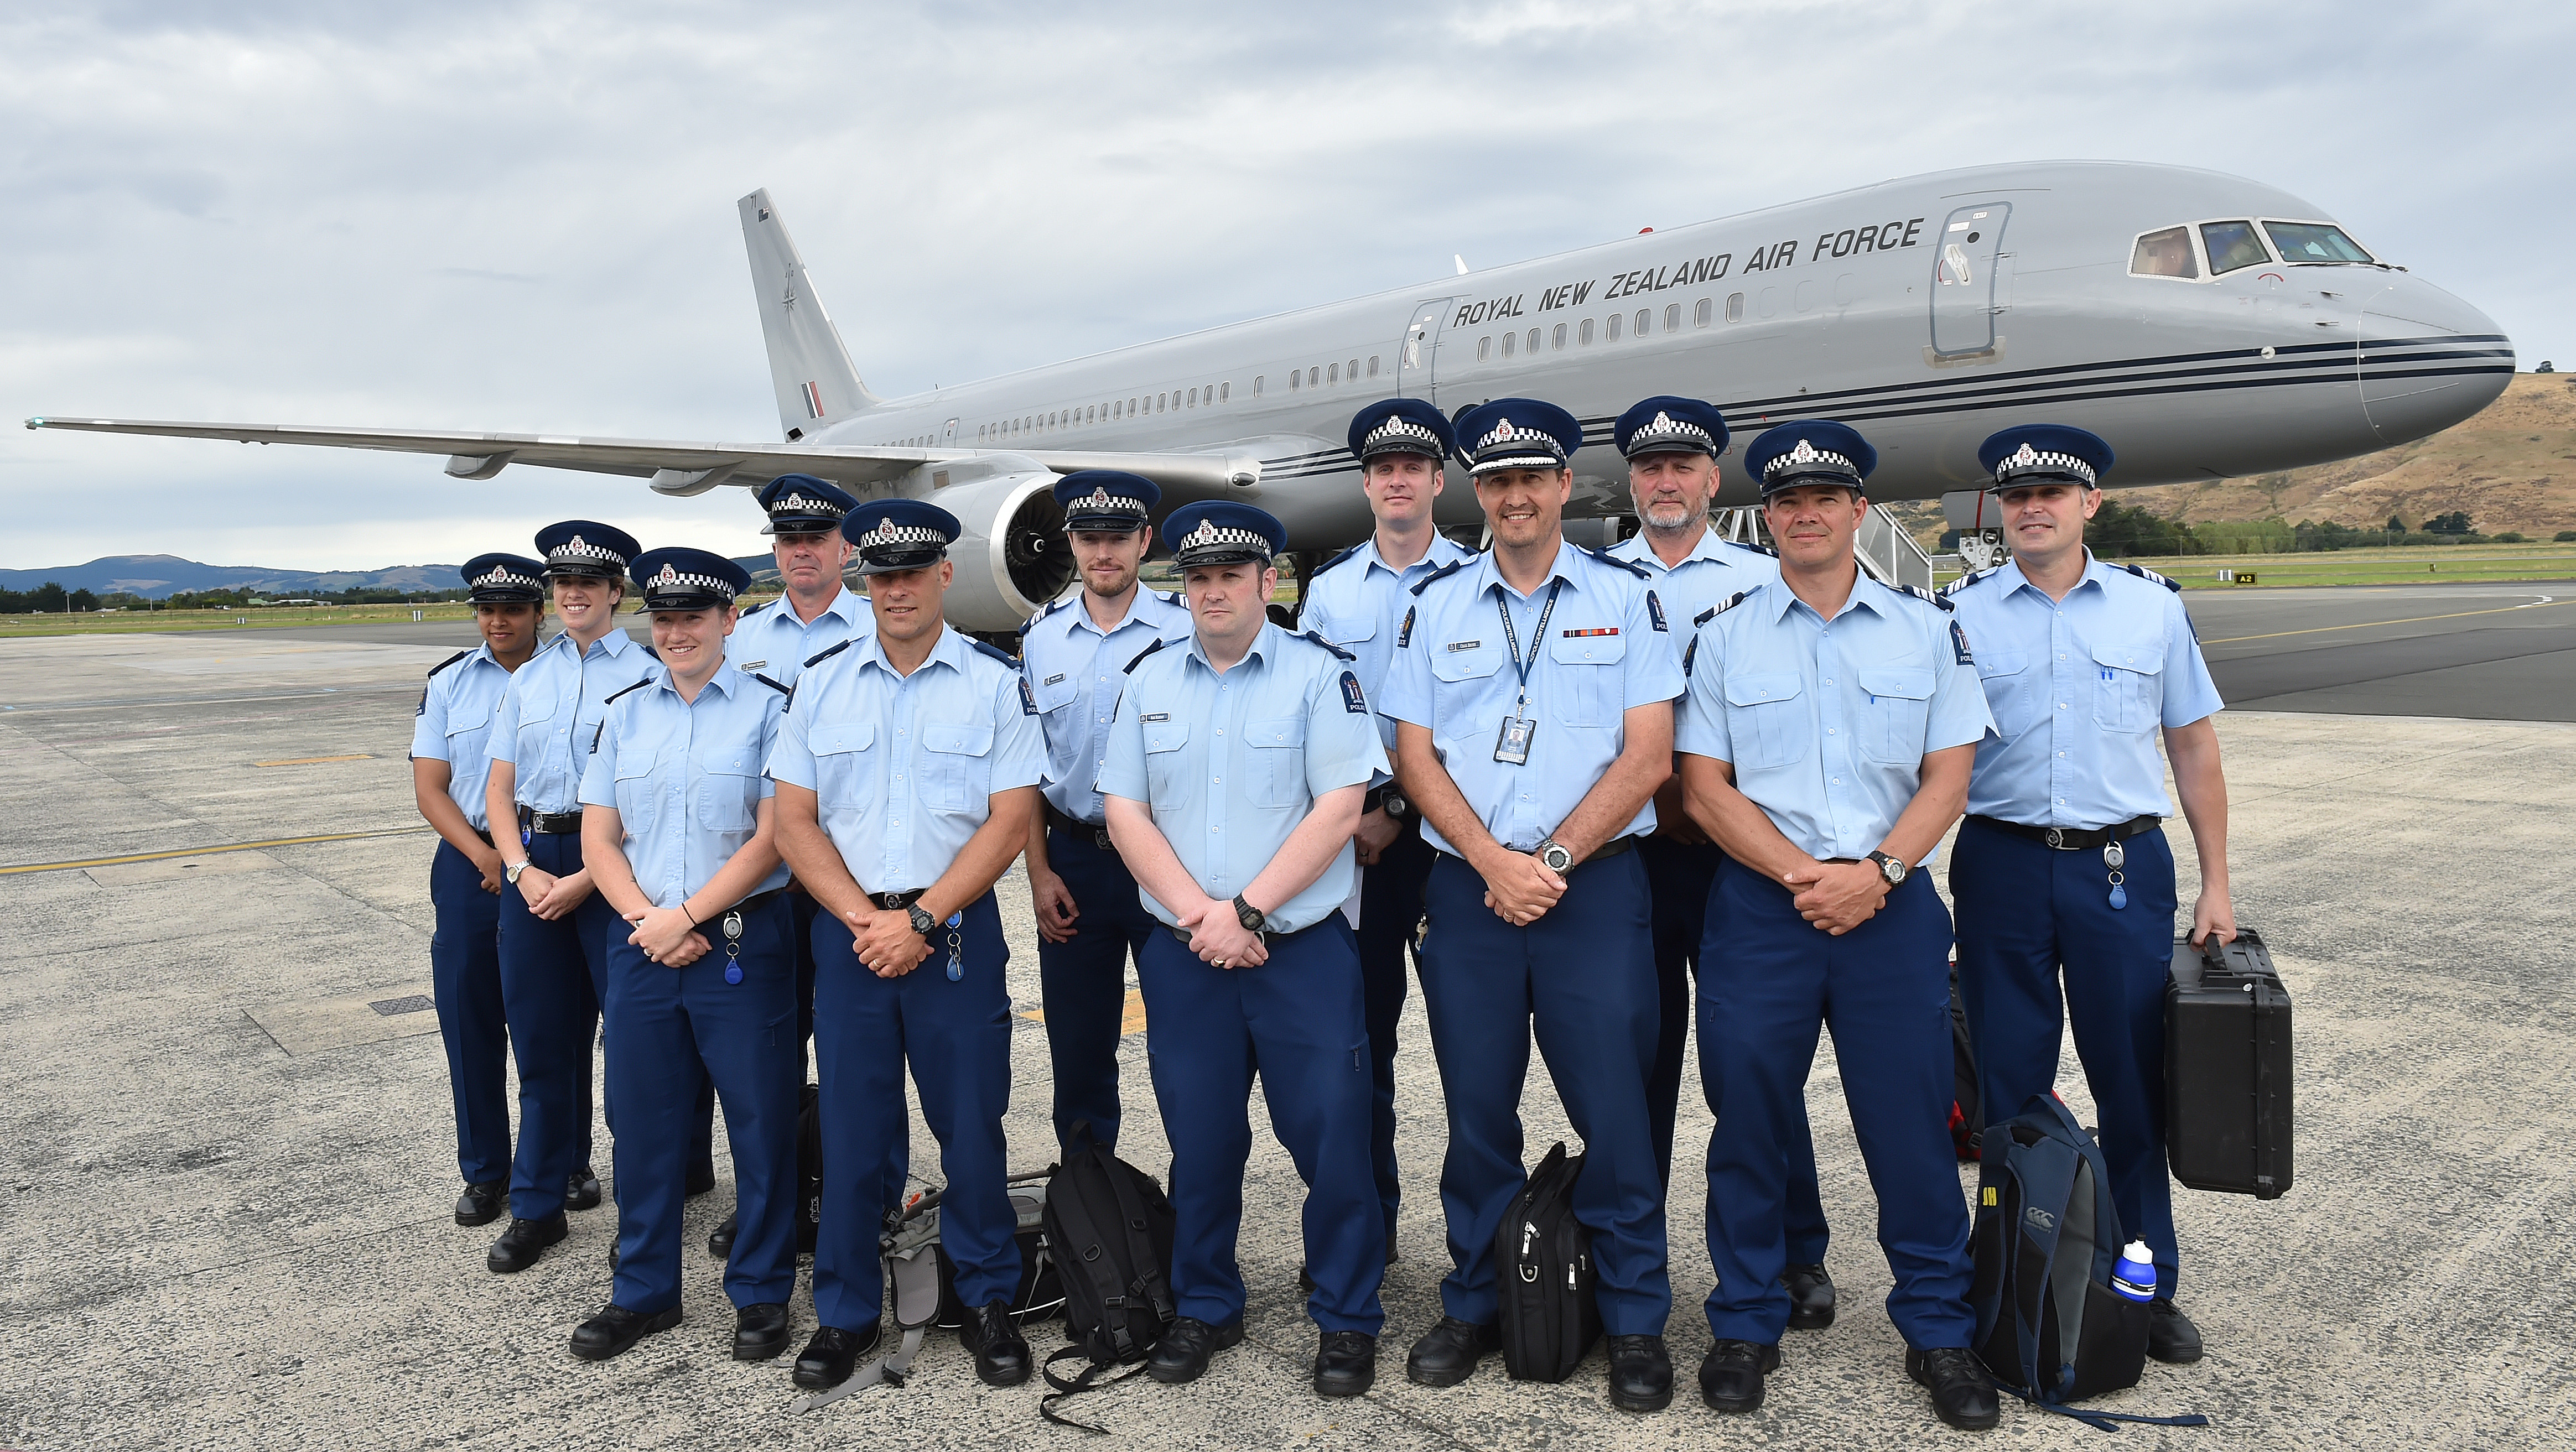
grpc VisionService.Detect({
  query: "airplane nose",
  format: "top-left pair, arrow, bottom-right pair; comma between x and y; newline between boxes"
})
2355,273 -> 2515,445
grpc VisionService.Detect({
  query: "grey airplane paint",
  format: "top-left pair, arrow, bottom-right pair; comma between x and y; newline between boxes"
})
29,160 -> 2513,632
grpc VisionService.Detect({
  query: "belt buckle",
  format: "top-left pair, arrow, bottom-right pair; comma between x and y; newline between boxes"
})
2044,828 -> 2068,850
875,892 -> 903,911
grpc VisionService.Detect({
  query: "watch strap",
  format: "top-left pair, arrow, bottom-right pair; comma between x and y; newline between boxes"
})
906,903 -> 938,936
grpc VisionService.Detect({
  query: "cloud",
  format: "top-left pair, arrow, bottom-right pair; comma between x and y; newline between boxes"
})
1,0 -> 2570,568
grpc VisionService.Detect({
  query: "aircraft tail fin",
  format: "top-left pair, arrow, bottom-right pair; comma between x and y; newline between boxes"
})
738,189 -> 877,439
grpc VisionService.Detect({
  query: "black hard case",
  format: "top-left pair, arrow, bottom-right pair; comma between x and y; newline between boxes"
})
2164,928 -> 2294,1199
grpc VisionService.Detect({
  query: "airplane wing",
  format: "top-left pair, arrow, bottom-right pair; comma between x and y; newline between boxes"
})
20,415 -> 1263,500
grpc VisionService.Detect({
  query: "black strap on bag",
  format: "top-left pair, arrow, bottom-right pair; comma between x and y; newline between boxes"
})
1035,1124 -> 1177,1434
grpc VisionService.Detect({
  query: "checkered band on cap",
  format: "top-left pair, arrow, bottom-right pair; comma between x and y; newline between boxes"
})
1994,440 -> 2099,487
1361,414 -> 1445,455
469,563 -> 543,594
859,518 -> 949,549
768,490 -> 849,520
1469,415 -> 1567,470
1071,486 -> 1147,516
547,533 -> 629,567
1627,410 -> 1713,452
1762,438 -> 1859,480
1177,519 -> 1271,554
642,561 -> 738,599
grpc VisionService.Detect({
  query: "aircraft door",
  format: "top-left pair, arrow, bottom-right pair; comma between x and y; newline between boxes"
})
1929,202 -> 2012,357
1398,296 -> 1457,404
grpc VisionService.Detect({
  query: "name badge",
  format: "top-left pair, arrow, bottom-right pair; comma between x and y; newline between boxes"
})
1446,639 -> 1482,652
1042,673 -> 1067,686
1493,715 -> 1535,765
1140,712 -> 1171,723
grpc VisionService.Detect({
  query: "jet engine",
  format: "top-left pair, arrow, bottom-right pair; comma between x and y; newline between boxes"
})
932,471 -> 1077,632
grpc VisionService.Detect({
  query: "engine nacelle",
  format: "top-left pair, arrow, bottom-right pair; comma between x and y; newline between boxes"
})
933,471 -> 1077,633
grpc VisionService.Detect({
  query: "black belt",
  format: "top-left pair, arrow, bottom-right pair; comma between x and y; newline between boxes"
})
470,827 -> 494,847
1969,814 -> 2163,851
1166,914 -> 1338,953
727,886 -> 788,917
870,888 -> 928,912
1045,804 -> 1115,853
518,806 -> 583,835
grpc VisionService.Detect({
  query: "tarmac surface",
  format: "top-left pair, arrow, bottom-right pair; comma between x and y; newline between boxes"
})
2,591 -> 2572,1450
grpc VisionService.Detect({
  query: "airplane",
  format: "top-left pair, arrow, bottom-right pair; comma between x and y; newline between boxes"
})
28,160 -> 2513,632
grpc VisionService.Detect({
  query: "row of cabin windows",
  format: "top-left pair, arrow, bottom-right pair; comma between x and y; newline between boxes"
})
1282,355 -> 1383,392
1475,295 -> 1744,361
973,381 -> 1233,441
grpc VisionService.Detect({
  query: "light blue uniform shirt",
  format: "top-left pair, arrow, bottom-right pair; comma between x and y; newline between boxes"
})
723,586 -> 871,687
1299,532 -> 1477,753
1945,553 -> 2223,828
1020,586 -> 1194,824
487,627 -> 656,814
1380,541 -> 1685,856
1677,575 -> 1995,862
1097,622 -> 1388,934
577,664 -> 791,908
764,626 -> 1046,896
1607,526 -> 1783,631
408,645 -> 515,832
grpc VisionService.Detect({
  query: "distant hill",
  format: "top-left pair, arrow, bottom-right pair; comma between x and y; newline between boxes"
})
0,555 -> 468,599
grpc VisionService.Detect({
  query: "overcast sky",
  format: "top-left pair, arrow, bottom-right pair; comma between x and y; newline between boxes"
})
4,1 -> 2569,573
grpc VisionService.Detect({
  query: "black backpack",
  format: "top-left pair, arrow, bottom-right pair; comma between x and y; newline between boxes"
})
1970,1092 -> 2206,1432
1949,957 -> 1983,1162
1496,1141 -> 1601,1382
1037,1126 -> 1178,1432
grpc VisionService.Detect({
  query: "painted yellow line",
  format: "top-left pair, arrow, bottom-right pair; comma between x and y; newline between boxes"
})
0,826 -> 434,876
2201,597 -> 2569,645
254,753 -> 376,767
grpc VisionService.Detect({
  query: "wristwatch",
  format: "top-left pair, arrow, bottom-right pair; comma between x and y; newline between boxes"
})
1382,789 -> 1409,820
906,903 -> 939,938
1536,838 -> 1575,874
1232,894 -> 1269,934
1866,850 -> 1909,886
504,860 -> 532,884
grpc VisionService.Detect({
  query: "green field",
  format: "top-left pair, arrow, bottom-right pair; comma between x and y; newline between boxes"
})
0,602 -> 487,638
1938,542 -> 2576,591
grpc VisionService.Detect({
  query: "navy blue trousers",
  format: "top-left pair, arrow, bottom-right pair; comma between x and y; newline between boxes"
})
604,892 -> 802,1313
496,831 -> 605,1220
811,891 -> 1019,1331
1950,818 -> 2182,1297
1417,851 -> 1669,1335
1353,820 -> 1435,1245
1138,917 -> 1385,1334
1035,826 -> 1159,1154
1640,836 -> 1831,1264
1699,867 -> 1973,1348
429,840 -> 512,1187
790,887 -> 821,1074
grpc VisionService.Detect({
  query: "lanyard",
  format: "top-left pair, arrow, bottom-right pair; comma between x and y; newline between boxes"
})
1494,579 -> 1564,715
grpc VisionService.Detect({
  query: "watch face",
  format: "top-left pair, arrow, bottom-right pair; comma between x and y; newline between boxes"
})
1541,844 -> 1572,872
1881,856 -> 1906,884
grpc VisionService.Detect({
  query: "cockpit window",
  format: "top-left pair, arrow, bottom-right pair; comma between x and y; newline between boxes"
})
2263,221 -> 2375,264
2130,226 -> 2199,279
2200,221 -> 2270,274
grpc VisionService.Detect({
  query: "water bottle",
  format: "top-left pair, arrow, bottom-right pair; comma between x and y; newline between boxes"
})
2111,1240 -> 2157,1303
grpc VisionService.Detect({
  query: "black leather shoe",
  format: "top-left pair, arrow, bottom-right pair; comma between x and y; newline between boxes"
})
1606,1334 -> 1674,1412
2147,1299 -> 2204,1364
568,1302 -> 682,1361
707,1210 -> 739,1259
686,1162 -> 718,1197
1906,1346 -> 2001,1432
1698,1339 -> 1781,1413
1404,1316 -> 1501,1388
486,1213 -> 567,1273
454,1180 -> 505,1227
1784,1262 -> 1837,1330
1145,1316 -> 1243,1385
1313,1330 -> 1376,1398
959,1302 -> 1032,1387
791,1323 -> 881,1389
565,1165 -> 601,1211
733,1303 -> 792,1361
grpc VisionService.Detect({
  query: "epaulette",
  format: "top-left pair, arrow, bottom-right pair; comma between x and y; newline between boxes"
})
2117,561 -> 2183,593
1407,559 -> 1470,596
1306,542 -> 1366,582
425,648 -> 470,679
641,644 -> 662,660
970,639 -> 1021,668
803,639 -> 854,670
1582,544 -> 1654,579
1158,589 -> 1185,607
1940,565 -> 2003,597
1681,635 -> 1700,679
750,672 -> 791,696
1031,594 -> 1076,626
602,678 -> 653,707
739,599 -> 773,617
1123,636 -> 1171,674
1694,591 -> 1751,628
1721,538 -> 1779,558
1299,629 -> 1357,662
1893,582 -> 1955,613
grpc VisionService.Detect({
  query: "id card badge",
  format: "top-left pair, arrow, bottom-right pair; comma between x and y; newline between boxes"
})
1493,715 -> 1536,765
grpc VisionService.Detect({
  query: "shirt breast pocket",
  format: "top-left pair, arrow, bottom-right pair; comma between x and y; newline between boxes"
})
1429,642 -> 1505,742
696,764 -> 760,833
1547,629 -> 1625,727
809,721 -> 879,808
920,722 -> 994,811
2090,641 -> 2164,733
1248,716 -> 1307,808
1141,719 -> 1191,799
445,710 -> 493,767
512,697 -> 558,764
1723,670 -> 1807,772
1857,664 -> 1935,766
1972,649 -> 2033,738
612,754 -> 661,836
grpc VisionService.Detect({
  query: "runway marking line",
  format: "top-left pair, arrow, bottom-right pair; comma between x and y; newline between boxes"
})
254,754 -> 376,767
0,825 -> 434,876
2203,597 -> 2571,646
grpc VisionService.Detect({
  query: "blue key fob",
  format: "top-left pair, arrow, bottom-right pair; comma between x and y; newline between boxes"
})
2108,881 -> 2128,910
725,960 -> 744,985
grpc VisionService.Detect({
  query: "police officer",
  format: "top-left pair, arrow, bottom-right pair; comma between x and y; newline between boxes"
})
1098,502 -> 1389,1398
1381,399 -> 1682,1412
767,500 -> 1045,1392
1674,421 -> 2001,1429
1018,470 -> 1192,1156
410,554 -> 544,1229
709,472 -> 872,1259
1943,424 -> 2233,1366
1296,399 -> 1473,1264
571,548 -> 802,1362
484,521 -> 672,1272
